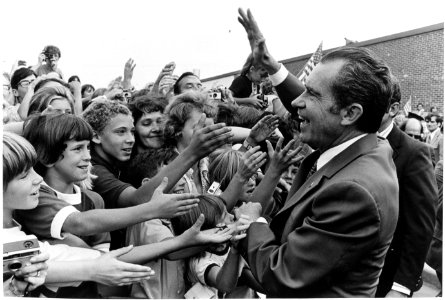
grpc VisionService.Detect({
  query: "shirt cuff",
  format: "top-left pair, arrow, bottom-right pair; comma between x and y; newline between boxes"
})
51,206 -> 79,239
255,217 -> 268,224
391,282 -> 411,295
269,64 -> 289,86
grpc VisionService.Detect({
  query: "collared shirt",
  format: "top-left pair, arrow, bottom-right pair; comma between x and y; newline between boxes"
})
378,121 -> 394,139
317,134 -> 368,171
269,64 -> 289,87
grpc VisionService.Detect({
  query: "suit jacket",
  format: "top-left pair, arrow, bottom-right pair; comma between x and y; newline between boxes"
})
376,125 -> 437,295
240,134 -> 399,297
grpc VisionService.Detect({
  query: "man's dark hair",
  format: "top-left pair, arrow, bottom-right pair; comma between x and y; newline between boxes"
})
129,94 -> 167,124
42,45 -> 61,58
10,68 -> 36,90
426,114 -> 443,125
321,47 -> 393,133
81,84 -> 95,97
173,72 -> 198,95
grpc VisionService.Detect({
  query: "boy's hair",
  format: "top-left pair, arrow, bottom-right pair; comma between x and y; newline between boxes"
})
209,149 -> 242,191
28,86 -> 75,116
23,113 -> 93,176
171,194 -> 225,235
34,78 -> 70,92
124,148 -> 178,188
173,72 -> 198,95
81,84 -> 95,97
10,68 -> 36,90
82,99 -> 132,135
3,132 -> 37,190
128,95 -> 167,124
42,45 -> 61,58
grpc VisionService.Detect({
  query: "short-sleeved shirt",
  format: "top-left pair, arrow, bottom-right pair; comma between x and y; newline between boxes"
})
126,219 -> 185,298
14,183 -> 110,249
188,250 -> 256,299
229,75 -> 253,98
91,147 -> 132,249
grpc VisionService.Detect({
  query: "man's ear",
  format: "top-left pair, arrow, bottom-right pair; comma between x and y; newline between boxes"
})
389,102 -> 400,118
141,177 -> 150,185
92,131 -> 101,144
12,89 -> 19,97
340,103 -> 363,126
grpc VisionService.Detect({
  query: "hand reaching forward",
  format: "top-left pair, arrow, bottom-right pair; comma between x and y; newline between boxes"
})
249,114 -> 280,144
182,214 -> 234,246
187,113 -> 233,159
14,252 -> 49,292
238,8 -> 280,73
238,145 -> 267,181
148,177 -> 200,218
92,246 -> 154,286
266,138 -> 304,174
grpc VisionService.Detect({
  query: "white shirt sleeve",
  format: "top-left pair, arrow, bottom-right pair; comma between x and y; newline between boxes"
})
50,206 -> 79,239
268,64 -> 289,86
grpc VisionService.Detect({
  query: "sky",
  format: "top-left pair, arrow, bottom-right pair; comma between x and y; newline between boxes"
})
1,0 -> 444,89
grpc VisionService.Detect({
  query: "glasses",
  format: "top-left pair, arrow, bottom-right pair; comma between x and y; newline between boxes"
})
18,80 -> 34,88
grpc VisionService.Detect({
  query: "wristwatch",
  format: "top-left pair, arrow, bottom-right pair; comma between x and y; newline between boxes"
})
242,139 -> 253,150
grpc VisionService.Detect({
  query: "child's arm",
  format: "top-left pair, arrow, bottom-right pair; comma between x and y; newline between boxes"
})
205,247 -> 241,294
62,178 -> 199,236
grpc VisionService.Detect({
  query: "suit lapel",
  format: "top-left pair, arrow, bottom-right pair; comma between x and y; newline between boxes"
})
274,134 -> 378,220
386,126 -> 402,161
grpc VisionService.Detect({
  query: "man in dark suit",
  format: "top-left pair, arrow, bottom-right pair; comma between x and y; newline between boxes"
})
376,78 -> 437,297
235,9 -> 399,297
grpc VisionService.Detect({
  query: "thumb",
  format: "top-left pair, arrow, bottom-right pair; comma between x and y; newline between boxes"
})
192,214 -> 205,231
108,245 -> 134,258
195,113 -> 206,130
154,177 -> 169,194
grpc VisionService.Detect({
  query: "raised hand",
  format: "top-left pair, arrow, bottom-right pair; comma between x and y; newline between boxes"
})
238,145 -> 267,181
238,8 -> 280,73
123,58 -> 136,81
148,177 -> 200,218
266,138 -> 304,174
249,114 -> 280,144
186,113 -> 233,159
152,62 -> 176,95
182,214 -> 234,246
92,245 -> 155,286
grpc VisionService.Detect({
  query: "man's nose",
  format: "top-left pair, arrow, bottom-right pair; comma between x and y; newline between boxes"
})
292,96 -> 305,108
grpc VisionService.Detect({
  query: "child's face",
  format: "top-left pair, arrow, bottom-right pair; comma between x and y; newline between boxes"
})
239,174 -> 257,202
282,164 -> 298,186
170,175 -> 190,194
219,207 -> 235,226
135,111 -> 165,149
52,140 -> 91,184
97,113 -> 135,162
4,168 -> 42,211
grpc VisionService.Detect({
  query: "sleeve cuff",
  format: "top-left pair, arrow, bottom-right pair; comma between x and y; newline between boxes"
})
269,64 -> 289,86
391,282 -> 411,295
51,206 -> 79,239
255,217 -> 268,224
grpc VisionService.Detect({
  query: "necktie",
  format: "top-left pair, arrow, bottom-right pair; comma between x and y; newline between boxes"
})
305,160 -> 318,182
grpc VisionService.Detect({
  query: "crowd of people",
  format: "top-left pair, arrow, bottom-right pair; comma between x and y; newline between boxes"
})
2,8 -> 443,298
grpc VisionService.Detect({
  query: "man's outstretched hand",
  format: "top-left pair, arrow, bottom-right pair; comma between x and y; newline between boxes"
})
238,8 -> 280,74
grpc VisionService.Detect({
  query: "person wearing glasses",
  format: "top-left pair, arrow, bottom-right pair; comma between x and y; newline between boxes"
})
32,45 -> 64,79
3,68 -> 37,124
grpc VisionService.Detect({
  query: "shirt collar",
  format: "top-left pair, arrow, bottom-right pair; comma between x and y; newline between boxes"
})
378,121 -> 394,138
41,181 -> 82,205
317,134 -> 368,171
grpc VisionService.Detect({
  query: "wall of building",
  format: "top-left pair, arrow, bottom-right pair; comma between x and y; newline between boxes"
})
203,23 -> 444,112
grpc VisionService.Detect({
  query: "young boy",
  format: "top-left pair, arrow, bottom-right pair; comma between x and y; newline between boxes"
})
15,113 -> 201,250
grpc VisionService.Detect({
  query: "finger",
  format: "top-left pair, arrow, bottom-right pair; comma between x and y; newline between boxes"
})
245,145 -> 261,156
236,224 -> 250,231
177,201 -> 200,210
194,113 -> 207,131
153,177 -> 169,194
192,214 -> 205,231
232,233 -> 247,241
266,140 -> 274,157
169,193 -> 200,201
198,122 -> 227,135
281,139 -> 296,153
252,152 -> 267,164
30,252 -> 50,263
275,137 -> 284,153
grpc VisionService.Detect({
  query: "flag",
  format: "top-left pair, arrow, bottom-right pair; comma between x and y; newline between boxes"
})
403,96 -> 412,115
297,42 -> 323,84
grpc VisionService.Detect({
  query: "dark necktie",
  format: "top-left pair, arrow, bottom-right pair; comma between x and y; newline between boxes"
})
305,159 -> 318,182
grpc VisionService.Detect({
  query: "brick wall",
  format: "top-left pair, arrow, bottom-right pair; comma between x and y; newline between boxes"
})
203,24 -> 444,113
